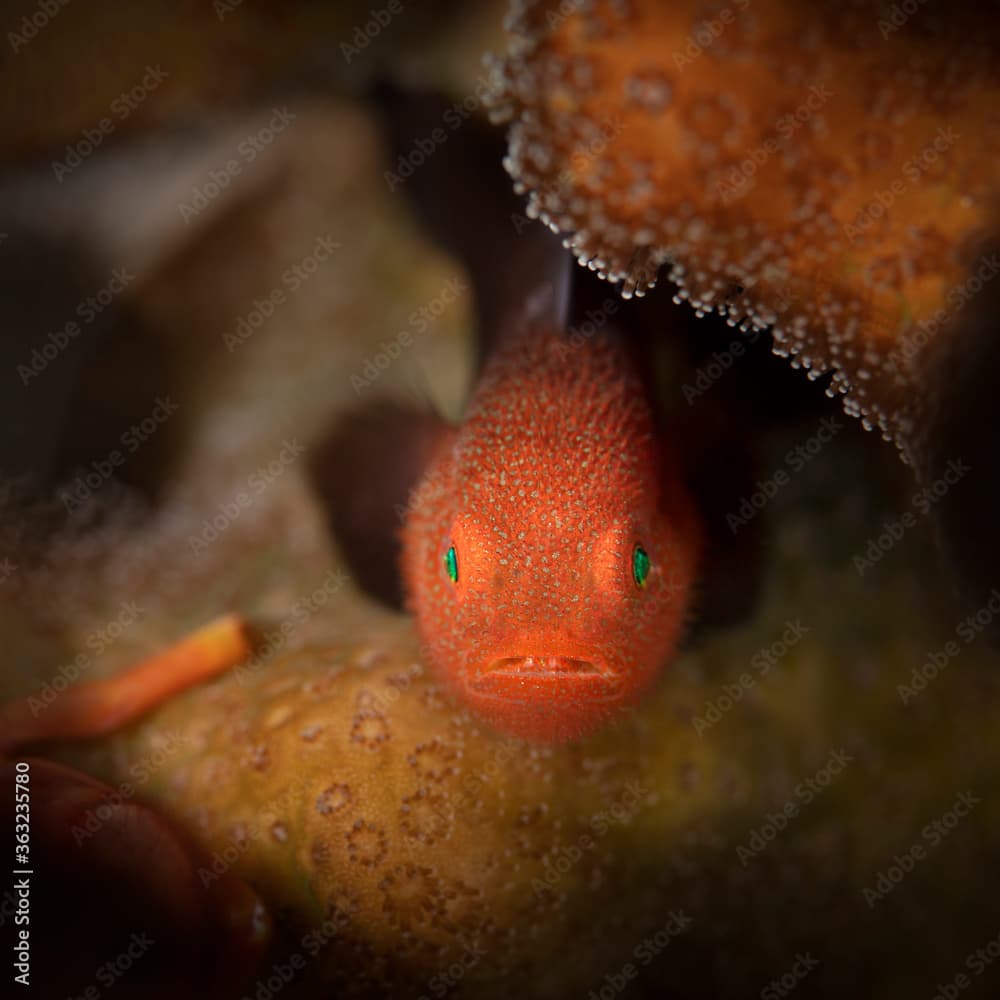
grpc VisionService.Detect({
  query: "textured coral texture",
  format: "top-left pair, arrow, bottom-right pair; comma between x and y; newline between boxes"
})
489,0 -> 1000,457
44,494 -> 1000,998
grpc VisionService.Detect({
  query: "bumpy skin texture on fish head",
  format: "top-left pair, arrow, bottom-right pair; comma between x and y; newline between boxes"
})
402,324 -> 700,742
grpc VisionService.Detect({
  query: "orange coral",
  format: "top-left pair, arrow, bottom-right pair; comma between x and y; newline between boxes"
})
488,0 -> 1000,458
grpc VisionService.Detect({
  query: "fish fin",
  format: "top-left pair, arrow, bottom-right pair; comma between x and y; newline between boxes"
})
371,81 -> 568,364
524,256 -> 574,331
627,278 -> 846,634
0,614 -> 251,752
642,299 -> 771,632
308,399 -> 453,609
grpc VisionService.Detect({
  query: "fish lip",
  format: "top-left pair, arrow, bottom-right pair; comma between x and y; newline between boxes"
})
466,655 -> 624,699
478,655 -> 612,678
465,654 -> 624,704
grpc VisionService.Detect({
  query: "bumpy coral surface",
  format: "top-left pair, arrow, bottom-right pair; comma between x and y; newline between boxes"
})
489,0 -> 1000,458
50,449 -> 1000,998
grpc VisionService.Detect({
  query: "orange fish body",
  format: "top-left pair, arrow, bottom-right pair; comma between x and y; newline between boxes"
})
312,87 -> 715,744
401,321 -> 701,742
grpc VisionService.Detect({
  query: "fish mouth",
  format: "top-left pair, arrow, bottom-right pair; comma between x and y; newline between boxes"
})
484,655 -> 606,676
467,655 -> 622,700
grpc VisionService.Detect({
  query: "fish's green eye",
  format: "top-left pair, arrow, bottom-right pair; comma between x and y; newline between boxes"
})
632,545 -> 650,588
444,545 -> 459,584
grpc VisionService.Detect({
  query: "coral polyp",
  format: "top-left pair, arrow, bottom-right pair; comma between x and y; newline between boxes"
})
488,0 -> 1000,459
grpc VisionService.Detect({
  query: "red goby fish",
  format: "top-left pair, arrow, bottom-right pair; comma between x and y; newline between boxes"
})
313,88 -> 707,743
399,315 -> 701,742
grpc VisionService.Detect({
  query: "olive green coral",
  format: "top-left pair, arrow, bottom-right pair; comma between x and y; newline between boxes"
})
100,485 -> 1000,997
